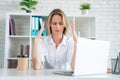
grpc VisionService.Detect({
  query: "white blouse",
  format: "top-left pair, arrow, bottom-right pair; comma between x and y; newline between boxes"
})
38,35 -> 74,70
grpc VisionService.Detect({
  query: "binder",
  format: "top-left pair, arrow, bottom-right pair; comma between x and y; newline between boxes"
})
31,16 -> 47,36
9,17 -> 16,35
31,16 -> 37,36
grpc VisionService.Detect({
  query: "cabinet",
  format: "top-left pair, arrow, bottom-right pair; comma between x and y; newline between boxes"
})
4,13 -> 95,69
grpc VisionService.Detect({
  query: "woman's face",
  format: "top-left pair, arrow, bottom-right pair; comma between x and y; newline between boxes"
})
50,14 -> 65,35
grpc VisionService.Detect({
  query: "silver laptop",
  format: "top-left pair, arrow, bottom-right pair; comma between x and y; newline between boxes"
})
53,38 -> 110,76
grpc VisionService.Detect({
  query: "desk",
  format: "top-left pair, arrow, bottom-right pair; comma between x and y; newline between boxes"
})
0,69 -> 120,80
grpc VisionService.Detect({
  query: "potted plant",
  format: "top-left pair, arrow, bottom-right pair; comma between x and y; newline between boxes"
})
80,2 -> 90,15
19,0 -> 38,13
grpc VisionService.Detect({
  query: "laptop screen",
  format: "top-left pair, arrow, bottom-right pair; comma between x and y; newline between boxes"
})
74,38 -> 110,75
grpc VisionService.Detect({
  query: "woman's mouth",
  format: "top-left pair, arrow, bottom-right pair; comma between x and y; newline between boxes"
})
55,30 -> 60,32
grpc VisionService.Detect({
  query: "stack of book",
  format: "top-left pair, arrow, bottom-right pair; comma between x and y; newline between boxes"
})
31,16 -> 47,36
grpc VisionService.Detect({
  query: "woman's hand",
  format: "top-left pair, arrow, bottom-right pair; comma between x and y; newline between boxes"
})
70,21 -> 78,43
107,68 -> 112,73
35,21 -> 46,40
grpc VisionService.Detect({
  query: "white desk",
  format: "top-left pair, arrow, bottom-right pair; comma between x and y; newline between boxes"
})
0,69 -> 120,80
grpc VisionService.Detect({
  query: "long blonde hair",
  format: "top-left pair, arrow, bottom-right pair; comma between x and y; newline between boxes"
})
47,8 -> 68,35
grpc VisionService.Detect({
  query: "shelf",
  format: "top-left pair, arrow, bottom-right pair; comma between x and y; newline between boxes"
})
9,35 -> 31,38
75,17 -> 95,38
8,38 -> 29,58
7,58 -> 18,60
7,57 -> 32,60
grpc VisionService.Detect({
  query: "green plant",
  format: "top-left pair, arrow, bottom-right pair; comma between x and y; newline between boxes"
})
80,3 -> 90,10
19,0 -> 38,12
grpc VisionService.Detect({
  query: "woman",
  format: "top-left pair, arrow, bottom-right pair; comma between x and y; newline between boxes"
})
32,8 -> 77,70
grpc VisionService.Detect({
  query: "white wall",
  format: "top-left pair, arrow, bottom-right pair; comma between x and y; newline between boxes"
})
0,0 -> 120,68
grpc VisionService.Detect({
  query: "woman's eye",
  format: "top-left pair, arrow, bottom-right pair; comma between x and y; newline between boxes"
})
52,22 -> 57,25
59,22 -> 63,25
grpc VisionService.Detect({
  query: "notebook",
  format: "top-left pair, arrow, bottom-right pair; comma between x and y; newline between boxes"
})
53,38 -> 110,76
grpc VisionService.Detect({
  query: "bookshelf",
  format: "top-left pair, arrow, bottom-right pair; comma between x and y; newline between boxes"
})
4,13 -> 95,69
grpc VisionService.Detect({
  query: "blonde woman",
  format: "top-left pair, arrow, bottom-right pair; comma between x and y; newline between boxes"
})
32,8 -> 77,70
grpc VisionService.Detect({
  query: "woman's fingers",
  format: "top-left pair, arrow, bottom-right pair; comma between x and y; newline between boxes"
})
70,21 -> 78,43
36,21 -> 46,39
70,21 -> 75,31
41,21 -> 46,33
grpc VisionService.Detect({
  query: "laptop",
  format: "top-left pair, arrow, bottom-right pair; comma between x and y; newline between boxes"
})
53,38 -> 110,76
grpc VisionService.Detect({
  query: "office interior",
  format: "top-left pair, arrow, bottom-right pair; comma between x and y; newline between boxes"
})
0,0 -> 120,79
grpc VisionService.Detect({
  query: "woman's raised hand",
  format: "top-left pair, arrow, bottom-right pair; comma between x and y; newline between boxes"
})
35,21 -> 46,39
70,21 -> 78,43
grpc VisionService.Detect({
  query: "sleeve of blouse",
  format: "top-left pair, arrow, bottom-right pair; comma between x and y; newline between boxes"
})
66,37 -> 74,70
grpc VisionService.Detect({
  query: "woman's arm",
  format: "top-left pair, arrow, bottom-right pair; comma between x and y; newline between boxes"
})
32,22 -> 45,70
71,46 -> 76,71
70,22 -> 78,71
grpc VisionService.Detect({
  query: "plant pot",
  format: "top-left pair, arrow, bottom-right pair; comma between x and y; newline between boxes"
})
26,10 -> 32,13
81,9 -> 89,15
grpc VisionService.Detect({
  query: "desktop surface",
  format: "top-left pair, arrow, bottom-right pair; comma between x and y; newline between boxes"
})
0,69 -> 120,80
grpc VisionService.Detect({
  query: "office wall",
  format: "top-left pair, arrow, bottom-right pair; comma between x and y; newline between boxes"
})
0,0 -> 120,68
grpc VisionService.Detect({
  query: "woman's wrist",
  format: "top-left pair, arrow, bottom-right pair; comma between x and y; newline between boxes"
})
74,42 -> 77,47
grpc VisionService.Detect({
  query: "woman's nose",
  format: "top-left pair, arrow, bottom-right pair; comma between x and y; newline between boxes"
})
56,24 -> 60,28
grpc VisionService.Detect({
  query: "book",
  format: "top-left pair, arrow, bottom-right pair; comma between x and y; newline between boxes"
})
42,27 -> 47,36
9,17 -> 13,35
31,16 -> 39,36
38,17 -> 42,31
31,16 -> 36,36
11,18 -> 16,35
9,17 -> 16,35
35,17 -> 39,35
39,17 -> 47,36
8,59 -> 18,68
